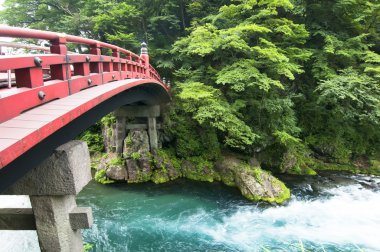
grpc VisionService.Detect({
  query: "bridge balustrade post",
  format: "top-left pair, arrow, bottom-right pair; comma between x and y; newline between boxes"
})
89,43 -> 101,74
1,141 -> 93,252
15,67 -> 44,88
112,49 -> 121,79
140,42 -> 150,78
50,36 -> 71,81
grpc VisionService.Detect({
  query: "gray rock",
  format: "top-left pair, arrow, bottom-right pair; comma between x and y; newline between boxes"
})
125,158 -> 152,183
123,130 -> 150,158
126,159 -> 139,181
122,129 -> 153,183
235,169 -> 273,198
102,123 -> 117,153
4,140 -> 91,196
215,155 -> 241,186
106,165 -> 127,181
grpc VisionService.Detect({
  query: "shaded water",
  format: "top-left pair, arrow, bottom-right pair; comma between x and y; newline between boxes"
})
76,173 -> 380,252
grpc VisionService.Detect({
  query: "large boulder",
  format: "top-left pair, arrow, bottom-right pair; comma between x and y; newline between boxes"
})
122,130 -> 153,183
106,165 -> 127,181
235,167 -> 290,204
95,153 -> 126,183
216,155 -> 290,204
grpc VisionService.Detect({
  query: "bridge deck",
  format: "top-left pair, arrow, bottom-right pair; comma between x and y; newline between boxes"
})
0,78 -> 161,169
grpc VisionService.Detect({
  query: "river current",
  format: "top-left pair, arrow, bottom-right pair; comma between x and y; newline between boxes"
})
0,172 -> 379,251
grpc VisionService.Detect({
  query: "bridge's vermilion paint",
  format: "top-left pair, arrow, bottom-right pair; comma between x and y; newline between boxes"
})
0,26 -> 169,169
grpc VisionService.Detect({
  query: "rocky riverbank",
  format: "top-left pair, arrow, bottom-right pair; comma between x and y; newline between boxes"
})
92,126 -> 290,204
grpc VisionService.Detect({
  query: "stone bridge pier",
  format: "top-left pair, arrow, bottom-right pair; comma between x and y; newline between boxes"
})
0,140 -> 93,252
114,104 -> 161,153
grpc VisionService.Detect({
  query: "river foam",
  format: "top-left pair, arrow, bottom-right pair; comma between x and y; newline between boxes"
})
194,183 -> 380,251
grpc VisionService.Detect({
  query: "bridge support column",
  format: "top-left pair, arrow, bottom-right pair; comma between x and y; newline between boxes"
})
2,140 -> 92,252
114,105 -> 160,152
147,117 -> 158,151
115,111 -> 127,154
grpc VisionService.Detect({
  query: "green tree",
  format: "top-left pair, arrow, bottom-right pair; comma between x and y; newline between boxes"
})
171,0 -> 311,166
294,0 -> 380,162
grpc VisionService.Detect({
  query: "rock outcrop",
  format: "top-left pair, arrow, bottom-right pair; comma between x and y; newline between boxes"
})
151,151 -> 181,184
96,129 -> 179,184
95,122 -> 291,204
216,156 -> 290,204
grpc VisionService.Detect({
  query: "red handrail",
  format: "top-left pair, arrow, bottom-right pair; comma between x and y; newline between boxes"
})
0,26 -> 142,60
0,26 -> 166,123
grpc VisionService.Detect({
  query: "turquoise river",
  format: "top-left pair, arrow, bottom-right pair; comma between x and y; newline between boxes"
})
0,172 -> 379,251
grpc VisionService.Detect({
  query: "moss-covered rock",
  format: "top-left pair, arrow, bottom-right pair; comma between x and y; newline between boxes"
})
311,159 -> 380,176
94,169 -> 115,184
182,157 -> 220,182
125,158 -> 152,183
149,149 -> 184,184
235,166 -> 290,204
215,155 -> 241,186
216,155 -> 291,204
94,153 -> 126,181
151,169 -> 171,184
123,130 -> 150,157
101,114 -> 117,153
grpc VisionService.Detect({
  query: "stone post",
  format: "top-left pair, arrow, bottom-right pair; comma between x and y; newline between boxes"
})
147,117 -> 158,151
115,111 -> 127,154
140,42 -> 150,78
2,140 -> 93,252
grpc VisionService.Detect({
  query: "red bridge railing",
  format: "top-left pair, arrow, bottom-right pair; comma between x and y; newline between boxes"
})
0,26 -> 166,124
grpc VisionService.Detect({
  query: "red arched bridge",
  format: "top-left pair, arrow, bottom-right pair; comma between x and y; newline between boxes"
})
0,27 -> 170,191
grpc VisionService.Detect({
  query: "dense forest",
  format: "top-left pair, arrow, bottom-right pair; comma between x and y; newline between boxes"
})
2,0 -> 379,176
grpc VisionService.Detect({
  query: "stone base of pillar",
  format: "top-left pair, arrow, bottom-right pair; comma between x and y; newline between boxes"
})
30,195 -> 85,251
0,140 -> 93,252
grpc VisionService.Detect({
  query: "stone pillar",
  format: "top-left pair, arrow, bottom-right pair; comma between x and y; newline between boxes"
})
147,117 -> 158,151
30,196 -> 84,252
115,112 -> 127,154
2,140 -> 93,252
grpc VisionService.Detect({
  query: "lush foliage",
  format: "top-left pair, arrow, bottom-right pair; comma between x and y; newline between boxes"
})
94,169 -> 115,184
3,0 -> 379,173
78,123 -> 104,154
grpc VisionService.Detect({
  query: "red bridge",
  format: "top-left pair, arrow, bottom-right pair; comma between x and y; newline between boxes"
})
0,27 -> 170,191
